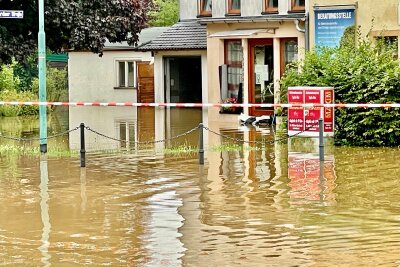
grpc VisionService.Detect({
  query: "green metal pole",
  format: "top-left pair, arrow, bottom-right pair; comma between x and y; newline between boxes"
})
38,0 -> 47,153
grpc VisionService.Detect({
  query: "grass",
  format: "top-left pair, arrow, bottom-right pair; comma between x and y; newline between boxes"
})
0,142 -> 264,157
163,145 -> 197,155
0,144 -> 79,157
210,143 -> 261,152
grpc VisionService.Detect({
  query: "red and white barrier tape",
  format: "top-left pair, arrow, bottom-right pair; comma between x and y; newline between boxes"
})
1,101 -> 400,108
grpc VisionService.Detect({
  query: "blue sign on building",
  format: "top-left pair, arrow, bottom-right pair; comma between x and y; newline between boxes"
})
315,9 -> 355,47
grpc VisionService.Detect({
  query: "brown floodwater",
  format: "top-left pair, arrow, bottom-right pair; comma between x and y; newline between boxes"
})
1,107 -> 400,266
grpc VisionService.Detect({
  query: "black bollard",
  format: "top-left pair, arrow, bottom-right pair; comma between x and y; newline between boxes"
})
198,123 -> 204,165
319,118 -> 324,161
80,123 -> 86,168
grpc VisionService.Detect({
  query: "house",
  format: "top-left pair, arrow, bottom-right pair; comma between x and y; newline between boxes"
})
68,27 -> 167,151
198,0 -> 307,121
138,0 -> 307,125
68,27 -> 168,104
309,0 -> 400,56
138,21 -> 208,105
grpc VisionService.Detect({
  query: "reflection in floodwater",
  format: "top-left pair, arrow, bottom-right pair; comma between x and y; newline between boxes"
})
288,153 -> 336,204
80,168 -> 87,212
145,189 -> 185,266
1,109 -> 400,265
69,107 -> 204,151
39,158 -> 51,267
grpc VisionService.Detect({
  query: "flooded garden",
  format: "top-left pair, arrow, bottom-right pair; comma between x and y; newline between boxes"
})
1,107 -> 400,266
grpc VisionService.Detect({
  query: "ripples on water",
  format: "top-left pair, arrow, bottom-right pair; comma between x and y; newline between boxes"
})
1,110 -> 400,265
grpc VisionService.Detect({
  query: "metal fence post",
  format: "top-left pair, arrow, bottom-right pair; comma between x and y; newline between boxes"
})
198,123 -> 204,165
80,123 -> 86,167
319,118 -> 324,161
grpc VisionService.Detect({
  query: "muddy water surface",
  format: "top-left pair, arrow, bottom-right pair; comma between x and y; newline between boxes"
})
0,108 -> 400,266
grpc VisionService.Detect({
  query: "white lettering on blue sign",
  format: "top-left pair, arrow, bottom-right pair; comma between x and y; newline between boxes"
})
317,12 -> 352,20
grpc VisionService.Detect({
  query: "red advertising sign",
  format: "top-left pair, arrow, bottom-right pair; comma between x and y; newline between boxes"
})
304,108 -> 320,132
288,108 -> 304,131
288,90 -> 304,103
288,87 -> 334,137
305,89 -> 321,104
323,89 -> 334,133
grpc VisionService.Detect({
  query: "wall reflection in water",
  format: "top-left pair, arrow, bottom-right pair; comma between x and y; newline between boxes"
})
69,106 -> 205,151
185,123 -> 314,266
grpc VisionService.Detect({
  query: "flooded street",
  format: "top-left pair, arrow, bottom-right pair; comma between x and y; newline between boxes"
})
1,107 -> 400,266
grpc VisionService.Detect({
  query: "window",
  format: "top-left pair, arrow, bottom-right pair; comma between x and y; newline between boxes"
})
199,0 -> 212,16
264,0 -> 278,13
291,0 -> 305,12
225,40 -> 243,94
227,0 -> 240,15
280,38 -> 298,76
118,121 -> 136,150
376,36 -> 399,58
116,61 -> 136,88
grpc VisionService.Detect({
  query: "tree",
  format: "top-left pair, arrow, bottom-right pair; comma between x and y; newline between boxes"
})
149,0 -> 179,27
0,0 -> 152,64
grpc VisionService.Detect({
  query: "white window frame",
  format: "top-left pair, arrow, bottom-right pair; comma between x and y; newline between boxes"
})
115,60 -> 137,89
116,120 -> 138,150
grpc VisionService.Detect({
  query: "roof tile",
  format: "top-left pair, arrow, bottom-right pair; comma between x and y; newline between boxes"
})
138,21 -> 207,51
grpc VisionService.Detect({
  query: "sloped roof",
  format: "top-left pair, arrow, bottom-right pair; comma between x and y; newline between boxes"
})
138,21 -> 207,51
104,27 -> 169,50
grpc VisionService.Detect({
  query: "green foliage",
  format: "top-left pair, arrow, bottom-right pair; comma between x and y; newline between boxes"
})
0,62 -> 20,92
13,55 -> 38,92
0,62 -> 38,116
149,0 -> 179,27
0,0 -> 151,64
0,89 -> 39,117
31,67 -> 68,103
280,36 -> 400,147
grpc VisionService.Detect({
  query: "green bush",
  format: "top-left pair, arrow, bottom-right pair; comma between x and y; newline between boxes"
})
1,61 -> 68,116
280,37 -> 400,147
0,63 -> 20,92
0,89 -> 39,116
13,55 -> 38,92
31,66 -> 68,104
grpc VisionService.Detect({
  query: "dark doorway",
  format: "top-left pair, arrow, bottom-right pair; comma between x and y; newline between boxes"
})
165,57 -> 202,103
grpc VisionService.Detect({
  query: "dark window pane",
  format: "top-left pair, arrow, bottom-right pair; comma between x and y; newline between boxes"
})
226,40 -> 243,93
119,62 -> 125,87
269,0 -> 278,8
232,0 -> 240,9
202,0 -> 212,11
284,40 -> 298,65
127,62 -> 134,87
297,0 -> 305,6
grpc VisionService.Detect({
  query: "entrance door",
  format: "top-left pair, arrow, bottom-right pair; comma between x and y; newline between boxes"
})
164,57 -> 202,103
137,62 -> 154,103
248,39 -> 274,116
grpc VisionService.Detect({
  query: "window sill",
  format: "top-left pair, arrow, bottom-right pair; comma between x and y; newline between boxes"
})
288,10 -> 305,13
114,87 -> 137,90
197,13 -> 212,18
225,13 -> 241,17
261,11 -> 279,15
